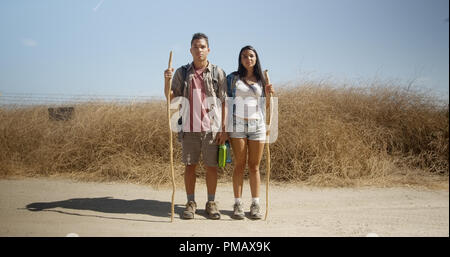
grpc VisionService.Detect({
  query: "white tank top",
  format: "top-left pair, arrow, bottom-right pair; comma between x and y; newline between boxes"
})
234,79 -> 263,120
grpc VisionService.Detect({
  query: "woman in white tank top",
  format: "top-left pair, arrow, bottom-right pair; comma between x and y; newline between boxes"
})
226,45 -> 274,220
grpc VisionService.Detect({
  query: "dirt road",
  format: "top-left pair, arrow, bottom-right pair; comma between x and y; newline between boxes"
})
0,178 -> 448,237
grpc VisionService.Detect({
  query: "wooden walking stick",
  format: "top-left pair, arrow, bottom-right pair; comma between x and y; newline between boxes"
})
166,51 -> 176,222
264,70 -> 273,221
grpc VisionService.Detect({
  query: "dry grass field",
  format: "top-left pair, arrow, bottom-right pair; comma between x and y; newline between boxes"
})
0,83 -> 448,188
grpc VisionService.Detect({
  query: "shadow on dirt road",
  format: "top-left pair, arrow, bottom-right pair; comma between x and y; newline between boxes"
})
25,197 -> 185,223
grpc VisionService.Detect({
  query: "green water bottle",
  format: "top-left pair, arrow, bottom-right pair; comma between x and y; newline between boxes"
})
218,143 -> 227,168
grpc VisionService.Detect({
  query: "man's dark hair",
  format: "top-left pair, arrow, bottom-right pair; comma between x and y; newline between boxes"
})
191,33 -> 209,47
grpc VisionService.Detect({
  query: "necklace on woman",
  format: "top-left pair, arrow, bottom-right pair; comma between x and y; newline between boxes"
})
243,76 -> 257,86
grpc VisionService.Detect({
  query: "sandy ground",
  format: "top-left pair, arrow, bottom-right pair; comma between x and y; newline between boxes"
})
0,177 -> 448,237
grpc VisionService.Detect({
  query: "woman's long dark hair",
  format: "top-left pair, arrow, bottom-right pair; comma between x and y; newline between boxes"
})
237,45 -> 264,85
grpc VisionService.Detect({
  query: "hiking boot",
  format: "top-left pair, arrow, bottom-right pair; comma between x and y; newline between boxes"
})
205,201 -> 221,220
250,202 -> 262,220
182,201 -> 197,219
232,202 -> 245,220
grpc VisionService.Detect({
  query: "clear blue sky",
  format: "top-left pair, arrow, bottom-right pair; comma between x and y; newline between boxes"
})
0,0 -> 448,101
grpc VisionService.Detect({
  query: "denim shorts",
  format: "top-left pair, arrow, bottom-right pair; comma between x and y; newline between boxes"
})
229,117 -> 266,141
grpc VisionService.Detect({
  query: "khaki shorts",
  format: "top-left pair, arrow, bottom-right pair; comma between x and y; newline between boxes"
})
181,132 -> 218,167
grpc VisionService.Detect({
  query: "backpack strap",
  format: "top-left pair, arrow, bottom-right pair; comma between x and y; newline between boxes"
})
225,72 -> 239,127
212,64 -> 218,82
211,64 -> 221,97
180,63 -> 190,96
227,72 -> 239,98
177,63 -> 190,128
